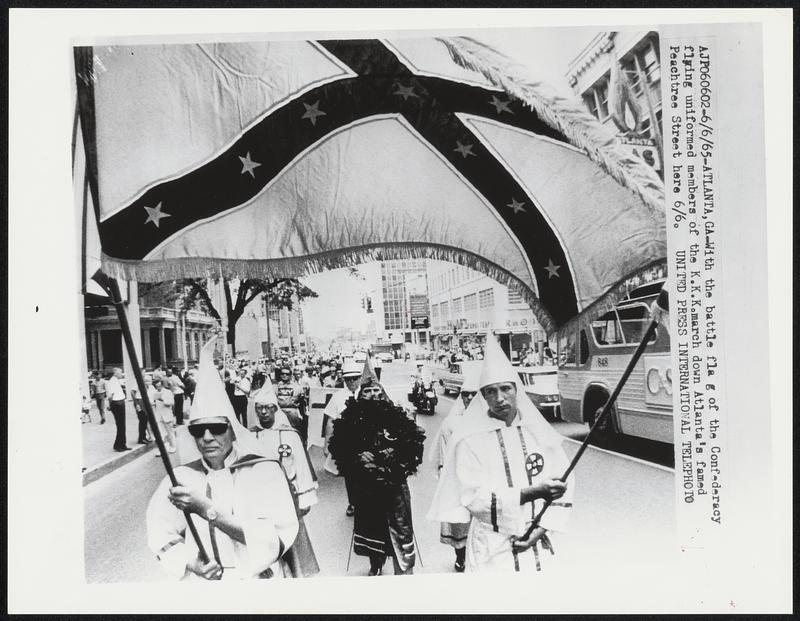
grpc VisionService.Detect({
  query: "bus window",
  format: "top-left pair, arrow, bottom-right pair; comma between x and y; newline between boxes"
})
579,329 -> 590,365
591,311 -> 625,346
558,330 -> 577,366
617,304 -> 657,344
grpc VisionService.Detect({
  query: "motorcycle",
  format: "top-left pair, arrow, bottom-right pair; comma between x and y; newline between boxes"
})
408,379 -> 438,415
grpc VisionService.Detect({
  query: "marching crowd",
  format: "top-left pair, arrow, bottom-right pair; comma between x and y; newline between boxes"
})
87,338 -> 573,579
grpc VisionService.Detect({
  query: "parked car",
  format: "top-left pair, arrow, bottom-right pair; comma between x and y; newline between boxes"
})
517,365 -> 561,420
377,352 -> 394,364
432,360 -> 483,395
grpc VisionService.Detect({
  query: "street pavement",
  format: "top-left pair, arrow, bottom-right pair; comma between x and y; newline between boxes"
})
81,399 -> 156,485
83,361 -> 676,583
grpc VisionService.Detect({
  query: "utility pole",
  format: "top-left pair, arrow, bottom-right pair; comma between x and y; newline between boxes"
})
264,294 -> 272,359
180,309 -> 188,371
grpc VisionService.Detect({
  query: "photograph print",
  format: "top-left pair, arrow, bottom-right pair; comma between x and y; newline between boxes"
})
75,27 -> 673,584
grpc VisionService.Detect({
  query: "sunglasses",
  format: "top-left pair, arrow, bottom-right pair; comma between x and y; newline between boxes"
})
188,423 -> 230,438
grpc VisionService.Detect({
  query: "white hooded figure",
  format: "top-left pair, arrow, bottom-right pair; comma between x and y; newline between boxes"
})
428,336 -> 574,573
428,363 -> 483,571
145,339 -> 299,580
430,364 -> 483,474
250,386 -> 319,514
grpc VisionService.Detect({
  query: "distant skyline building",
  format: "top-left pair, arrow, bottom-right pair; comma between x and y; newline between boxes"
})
248,295 -> 306,358
427,261 -> 544,362
373,259 -> 431,352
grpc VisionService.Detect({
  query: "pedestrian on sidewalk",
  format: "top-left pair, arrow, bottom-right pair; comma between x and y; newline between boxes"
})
130,371 -> 154,445
153,378 -> 177,454
91,370 -> 107,424
165,368 -> 186,426
107,367 -> 129,452
81,391 -> 92,424
183,369 -> 197,405
232,368 -> 251,427
329,373 -> 426,576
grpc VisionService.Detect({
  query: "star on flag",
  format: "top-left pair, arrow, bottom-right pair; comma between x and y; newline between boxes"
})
239,152 -> 261,178
489,95 -> 514,114
143,202 -> 170,228
506,198 -> 526,214
544,259 -> 561,279
453,141 -> 476,158
301,101 -> 326,126
393,83 -> 418,101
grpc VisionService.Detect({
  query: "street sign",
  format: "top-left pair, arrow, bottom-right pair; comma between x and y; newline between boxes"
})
409,294 -> 429,329
619,135 -> 662,173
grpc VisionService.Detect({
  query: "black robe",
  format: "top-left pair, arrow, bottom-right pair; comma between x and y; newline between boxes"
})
329,397 -> 425,572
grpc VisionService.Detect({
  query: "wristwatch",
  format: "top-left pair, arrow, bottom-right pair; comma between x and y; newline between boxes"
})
205,505 -> 219,522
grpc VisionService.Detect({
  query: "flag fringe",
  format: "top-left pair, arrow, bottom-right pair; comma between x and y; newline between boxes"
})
436,36 -> 665,216
553,258 -> 668,339
102,249 -> 667,339
102,244 -> 555,333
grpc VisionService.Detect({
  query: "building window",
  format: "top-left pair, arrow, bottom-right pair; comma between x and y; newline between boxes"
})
584,92 -> 599,117
440,301 -> 450,320
478,288 -> 494,309
508,288 -> 523,304
464,293 -> 477,312
595,80 -> 609,119
451,297 -> 463,318
640,42 -> 660,84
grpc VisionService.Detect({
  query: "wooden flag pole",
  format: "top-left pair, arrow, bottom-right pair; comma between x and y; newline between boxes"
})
520,288 -> 667,540
93,270 -> 210,563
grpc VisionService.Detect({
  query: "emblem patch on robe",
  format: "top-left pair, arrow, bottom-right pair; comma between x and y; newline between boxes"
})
278,444 -> 293,458
526,453 -> 544,477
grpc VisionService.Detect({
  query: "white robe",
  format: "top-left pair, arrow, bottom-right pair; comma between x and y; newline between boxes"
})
146,450 -> 299,580
253,424 -> 318,511
429,397 -> 574,573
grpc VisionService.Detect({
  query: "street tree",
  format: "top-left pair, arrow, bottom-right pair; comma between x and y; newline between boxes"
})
139,277 -> 318,352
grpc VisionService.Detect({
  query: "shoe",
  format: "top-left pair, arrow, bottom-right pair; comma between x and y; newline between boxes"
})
367,566 -> 383,576
138,440 -> 147,444
100,419 -> 106,425
168,446 -> 177,454
454,561 -> 465,573
346,504 -> 355,517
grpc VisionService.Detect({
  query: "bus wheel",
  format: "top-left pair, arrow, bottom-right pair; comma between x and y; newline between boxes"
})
592,404 -> 618,438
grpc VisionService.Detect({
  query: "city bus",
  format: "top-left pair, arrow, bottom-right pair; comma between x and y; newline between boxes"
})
557,280 -> 673,444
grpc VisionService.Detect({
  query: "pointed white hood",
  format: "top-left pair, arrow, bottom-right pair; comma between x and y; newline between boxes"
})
427,336 -> 564,523
181,338 -> 264,462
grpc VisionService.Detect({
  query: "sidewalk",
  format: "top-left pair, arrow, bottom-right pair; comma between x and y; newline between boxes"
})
81,400 -> 158,486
